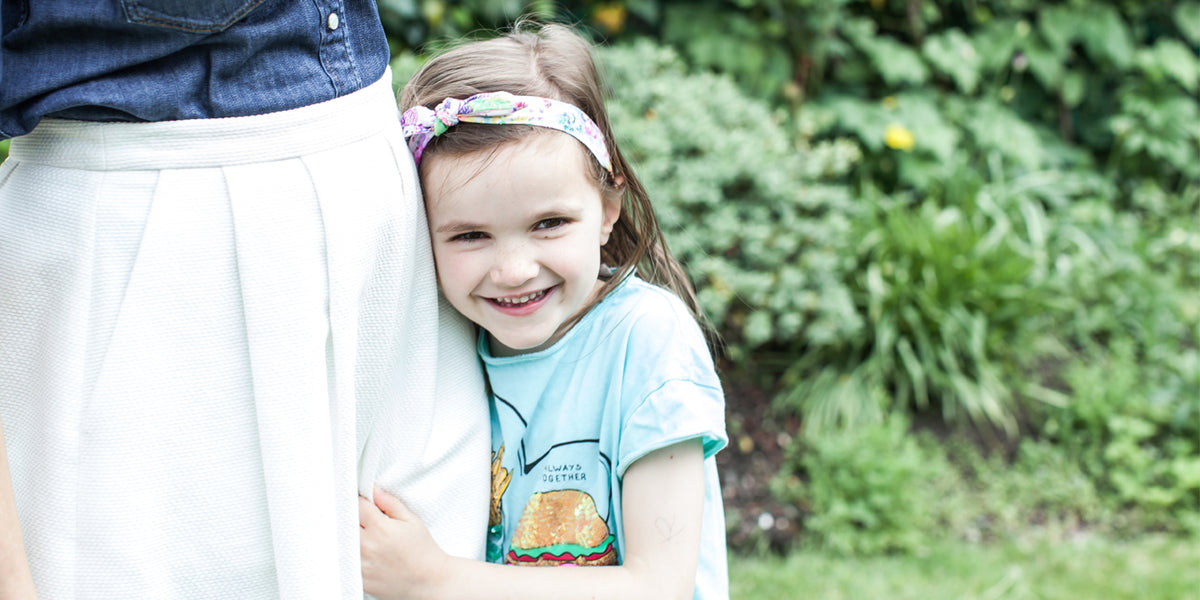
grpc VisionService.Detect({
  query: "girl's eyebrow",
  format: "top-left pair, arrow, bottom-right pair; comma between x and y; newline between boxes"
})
529,206 -> 580,221
435,220 -> 486,234
531,198 -> 587,218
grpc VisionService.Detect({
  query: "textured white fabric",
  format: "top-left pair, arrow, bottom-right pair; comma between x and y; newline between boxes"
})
0,71 -> 489,599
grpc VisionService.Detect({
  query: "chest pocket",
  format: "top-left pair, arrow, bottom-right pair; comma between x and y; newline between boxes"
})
120,0 -> 266,33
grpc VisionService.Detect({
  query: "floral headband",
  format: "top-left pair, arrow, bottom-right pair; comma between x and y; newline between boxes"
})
400,92 -> 612,172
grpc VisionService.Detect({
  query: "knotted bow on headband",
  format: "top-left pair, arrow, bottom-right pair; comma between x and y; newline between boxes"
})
400,92 -> 612,172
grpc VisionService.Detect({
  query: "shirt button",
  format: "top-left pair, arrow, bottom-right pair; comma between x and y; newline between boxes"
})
327,12 -> 339,31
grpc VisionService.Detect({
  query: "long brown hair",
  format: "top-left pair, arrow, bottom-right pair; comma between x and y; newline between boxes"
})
401,21 -> 702,326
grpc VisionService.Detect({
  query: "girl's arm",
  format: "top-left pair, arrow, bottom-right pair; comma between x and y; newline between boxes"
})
0,420 -> 36,599
360,439 -> 706,600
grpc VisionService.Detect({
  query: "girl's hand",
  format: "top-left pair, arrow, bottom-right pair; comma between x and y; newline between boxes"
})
359,487 -> 450,600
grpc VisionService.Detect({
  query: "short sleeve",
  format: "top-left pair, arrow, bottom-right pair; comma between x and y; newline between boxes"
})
610,283 -> 728,477
617,378 -> 728,477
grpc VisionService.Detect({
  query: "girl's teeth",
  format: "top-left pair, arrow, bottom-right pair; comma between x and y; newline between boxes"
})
496,290 -> 544,306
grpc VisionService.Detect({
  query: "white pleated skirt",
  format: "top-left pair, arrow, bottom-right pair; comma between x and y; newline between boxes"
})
0,71 -> 489,599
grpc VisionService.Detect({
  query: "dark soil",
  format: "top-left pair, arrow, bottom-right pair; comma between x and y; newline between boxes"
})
715,376 -> 803,552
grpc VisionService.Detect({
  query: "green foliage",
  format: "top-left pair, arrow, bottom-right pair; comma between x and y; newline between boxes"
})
940,437 -> 1107,540
659,3 -> 797,99
776,182 -> 1062,435
597,41 -> 861,364
0,138 -> 8,162
584,0 -> 1197,440
772,2 -> 1197,439
771,421 -> 1114,556
770,416 -> 949,555
594,25 -> 1130,437
1028,194 -> 1200,534
649,1 -> 1200,192
1045,196 -> 1197,355
1038,341 -> 1200,534
376,0 -> 550,51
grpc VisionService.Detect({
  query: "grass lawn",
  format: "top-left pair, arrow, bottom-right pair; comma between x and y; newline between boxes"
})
729,534 -> 1200,599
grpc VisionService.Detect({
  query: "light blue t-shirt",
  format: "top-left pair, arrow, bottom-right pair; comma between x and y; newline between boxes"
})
480,275 -> 729,600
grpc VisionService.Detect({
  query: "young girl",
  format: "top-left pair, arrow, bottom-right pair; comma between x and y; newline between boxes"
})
358,22 -> 728,600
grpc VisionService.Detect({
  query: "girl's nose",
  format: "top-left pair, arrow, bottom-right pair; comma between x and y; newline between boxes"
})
490,244 -> 538,287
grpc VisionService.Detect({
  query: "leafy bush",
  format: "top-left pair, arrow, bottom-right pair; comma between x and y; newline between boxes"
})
775,182 -> 1063,435
598,39 -> 1077,436
376,0 -> 552,51
1045,196 -> 1197,360
597,41 -> 861,365
1025,194 -> 1200,534
585,0 -> 1199,443
653,0 -> 1200,193
941,437 -> 1108,541
1038,341 -> 1200,534
771,418 -> 1115,555
770,415 -> 951,555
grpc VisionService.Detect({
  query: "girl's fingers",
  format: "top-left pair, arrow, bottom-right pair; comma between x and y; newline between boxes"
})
372,485 -> 416,522
358,494 -> 382,528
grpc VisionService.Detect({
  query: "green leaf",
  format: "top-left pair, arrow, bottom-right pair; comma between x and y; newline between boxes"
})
821,96 -> 891,151
842,18 -> 928,87
1022,37 -> 1064,90
922,29 -> 982,94
1037,5 -> 1076,58
1061,70 -> 1086,108
744,310 -> 774,346
661,5 -> 794,98
892,91 -> 959,162
1175,1 -> 1200,45
960,100 -> 1046,170
861,35 -> 930,86
971,19 -> 1020,74
1173,457 -> 1200,490
1153,39 -> 1200,93
1080,5 -> 1134,69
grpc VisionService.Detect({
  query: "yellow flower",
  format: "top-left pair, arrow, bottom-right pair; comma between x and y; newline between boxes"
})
884,123 -> 915,151
592,4 -> 627,35
422,0 -> 445,28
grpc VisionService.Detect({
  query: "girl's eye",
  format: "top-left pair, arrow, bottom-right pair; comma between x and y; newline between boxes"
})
534,218 -> 567,231
451,231 -> 488,242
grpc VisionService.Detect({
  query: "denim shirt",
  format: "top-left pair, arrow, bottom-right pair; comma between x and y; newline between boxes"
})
0,0 -> 389,139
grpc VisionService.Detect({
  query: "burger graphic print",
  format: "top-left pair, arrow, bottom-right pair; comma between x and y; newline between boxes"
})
505,489 -> 618,566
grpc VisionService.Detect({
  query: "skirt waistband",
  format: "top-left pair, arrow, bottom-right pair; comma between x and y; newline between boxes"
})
9,69 -> 400,171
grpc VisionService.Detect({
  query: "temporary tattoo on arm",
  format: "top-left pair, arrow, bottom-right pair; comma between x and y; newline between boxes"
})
655,515 -> 682,543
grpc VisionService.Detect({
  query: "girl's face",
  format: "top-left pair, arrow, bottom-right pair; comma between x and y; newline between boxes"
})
423,132 -> 621,356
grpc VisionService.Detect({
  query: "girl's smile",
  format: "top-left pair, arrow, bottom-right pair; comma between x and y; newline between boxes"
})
487,286 -> 554,314
423,131 -> 620,357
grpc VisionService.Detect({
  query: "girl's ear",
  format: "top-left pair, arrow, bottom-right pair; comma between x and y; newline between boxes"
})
599,176 -> 624,246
